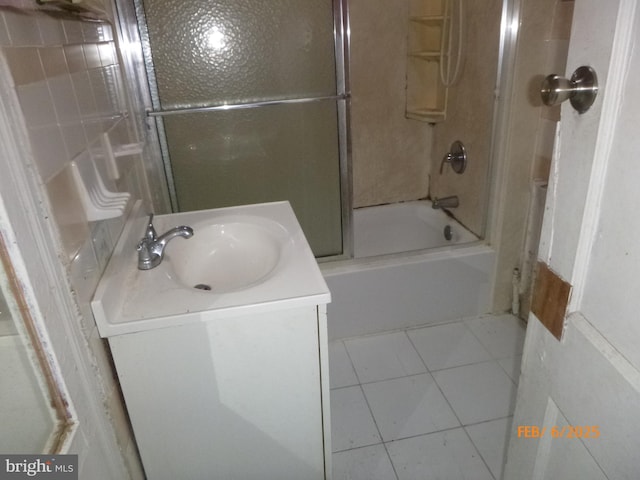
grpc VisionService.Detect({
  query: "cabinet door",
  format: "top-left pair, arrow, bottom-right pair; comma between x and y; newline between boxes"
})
110,306 -> 325,480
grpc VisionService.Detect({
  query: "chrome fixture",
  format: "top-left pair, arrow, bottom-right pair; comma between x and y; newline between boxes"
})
540,66 -> 598,114
147,94 -> 350,118
137,214 -> 194,270
440,140 -> 467,174
432,195 -> 459,209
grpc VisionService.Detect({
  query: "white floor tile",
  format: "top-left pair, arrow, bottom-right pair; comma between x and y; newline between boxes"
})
362,374 -> 459,442
344,331 -> 427,384
386,428 -> 493,480
465,314 -> 526,359
498,355 -> 523,385
407,322 -> 492,371
433,361 -> 517,425
331,386 -> 381,452
465,417 -> 513,480
329,340 -> 359,389
332,444 -> 397,480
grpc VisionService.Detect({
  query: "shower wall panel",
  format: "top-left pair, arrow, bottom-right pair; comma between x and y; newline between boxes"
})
430,0 -> 503,236
350,0 -> 432,208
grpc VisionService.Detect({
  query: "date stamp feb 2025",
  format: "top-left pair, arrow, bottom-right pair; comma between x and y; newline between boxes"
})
517,425 -> 600,439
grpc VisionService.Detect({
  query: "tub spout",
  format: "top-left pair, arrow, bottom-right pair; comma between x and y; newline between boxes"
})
432,196 -> 459,209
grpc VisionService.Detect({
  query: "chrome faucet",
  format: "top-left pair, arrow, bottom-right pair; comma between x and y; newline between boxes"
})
432,195 -> 459,209
137,214 -> 194,270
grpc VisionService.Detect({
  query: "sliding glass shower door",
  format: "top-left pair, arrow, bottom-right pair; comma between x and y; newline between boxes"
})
139,0 -> 347,257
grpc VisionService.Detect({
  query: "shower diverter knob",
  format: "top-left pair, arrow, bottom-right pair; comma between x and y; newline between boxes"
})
440,140 -> 467,174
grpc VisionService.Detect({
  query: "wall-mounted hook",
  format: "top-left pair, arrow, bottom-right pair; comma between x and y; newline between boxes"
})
440,140 -> 467,174
540,66 -> 598,114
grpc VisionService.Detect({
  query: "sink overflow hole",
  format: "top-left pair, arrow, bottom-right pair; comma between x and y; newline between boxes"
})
194,284 -> 212,291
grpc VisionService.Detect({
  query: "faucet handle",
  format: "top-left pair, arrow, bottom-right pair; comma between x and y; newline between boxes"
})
144,213 -> 157,241
136,239 -> 155,270
440,140 -> 467,175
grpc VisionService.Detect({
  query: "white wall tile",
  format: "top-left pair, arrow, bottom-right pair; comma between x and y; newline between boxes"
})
3,46 -> 44,85
0,14 -> 11,45
82,43 -> 100,69
64,44 -> 86,72
37,15 -> 65,45
70,70 -> 97,115
27,124 -> 68,181
2,8 -> 144,478
3,9 -> 42,46
91,219 -> 113,271
39,46 -> 67,77
62,19 -> 84,44
16,81 -> 56,127
45,161 -> 90,256
48,74 -> 81,124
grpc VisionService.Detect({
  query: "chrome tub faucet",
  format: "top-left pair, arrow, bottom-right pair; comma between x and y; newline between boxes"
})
137,213 -> 194,270
432,195 -> 459,209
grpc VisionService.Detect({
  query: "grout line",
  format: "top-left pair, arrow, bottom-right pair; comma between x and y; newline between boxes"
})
380,439 -> 400,480
356,383 -> 400,480
403,328 -> 430,373
341,337 -> 364,386
460,424 -> 498,480
331,439 -> 384,454
330,315 -> 520,478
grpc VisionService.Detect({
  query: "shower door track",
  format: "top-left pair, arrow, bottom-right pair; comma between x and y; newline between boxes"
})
147,94 -> 350,117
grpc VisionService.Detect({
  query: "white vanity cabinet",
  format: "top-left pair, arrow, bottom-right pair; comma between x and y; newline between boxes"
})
91,201 -> 333,480
109,304 -> 331,480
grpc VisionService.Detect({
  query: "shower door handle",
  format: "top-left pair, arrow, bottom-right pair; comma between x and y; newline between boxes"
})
540,66 -> 598,114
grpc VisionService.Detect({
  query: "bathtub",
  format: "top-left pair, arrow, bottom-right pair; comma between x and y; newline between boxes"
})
322,200 -> 495,340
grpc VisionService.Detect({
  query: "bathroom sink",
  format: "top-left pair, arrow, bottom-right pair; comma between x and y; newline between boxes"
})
91,201 -> 330,337
165,216 -> 291,293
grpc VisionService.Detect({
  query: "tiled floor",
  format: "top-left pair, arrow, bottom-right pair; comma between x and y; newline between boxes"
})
329,313 -> 526,480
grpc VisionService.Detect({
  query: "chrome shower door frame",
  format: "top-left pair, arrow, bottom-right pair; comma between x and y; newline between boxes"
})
133,0 -> 354,260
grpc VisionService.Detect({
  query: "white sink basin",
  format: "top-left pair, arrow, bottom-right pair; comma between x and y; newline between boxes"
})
166,216 -> 291,293
91,201 -> 330,337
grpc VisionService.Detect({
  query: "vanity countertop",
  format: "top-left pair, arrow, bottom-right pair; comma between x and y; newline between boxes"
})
92,201 -> 331,337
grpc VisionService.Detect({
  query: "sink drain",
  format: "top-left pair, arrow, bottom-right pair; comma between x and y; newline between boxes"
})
194,284 -> 212,291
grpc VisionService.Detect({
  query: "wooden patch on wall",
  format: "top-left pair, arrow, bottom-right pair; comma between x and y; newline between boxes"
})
531,261 -> 572,340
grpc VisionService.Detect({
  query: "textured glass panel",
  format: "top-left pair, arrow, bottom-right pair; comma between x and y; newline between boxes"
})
142,0 -> 337,107
163,101 -> 342,257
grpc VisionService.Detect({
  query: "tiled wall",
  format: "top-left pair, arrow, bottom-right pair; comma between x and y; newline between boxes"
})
492,0 -> 574,315
0,4 -> 146,478
350,0 -> 432,208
